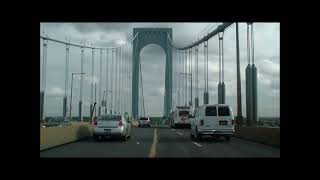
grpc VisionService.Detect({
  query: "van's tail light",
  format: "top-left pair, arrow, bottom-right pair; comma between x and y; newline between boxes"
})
232,120 -> 236,125
119,120 -> 124,127
200,120 -> 204,126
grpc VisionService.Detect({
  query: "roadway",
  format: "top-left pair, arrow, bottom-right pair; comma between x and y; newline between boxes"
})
40,126 -> 280,158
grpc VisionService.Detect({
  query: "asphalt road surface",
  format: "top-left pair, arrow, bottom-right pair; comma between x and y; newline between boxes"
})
40,126 -> 280,158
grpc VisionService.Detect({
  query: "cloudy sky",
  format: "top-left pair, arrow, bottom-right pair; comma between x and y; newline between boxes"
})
40,22 -> 279,117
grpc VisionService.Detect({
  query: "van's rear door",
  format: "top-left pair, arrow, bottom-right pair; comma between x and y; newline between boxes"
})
216,106 -> 233,130
203,106 -> 218,129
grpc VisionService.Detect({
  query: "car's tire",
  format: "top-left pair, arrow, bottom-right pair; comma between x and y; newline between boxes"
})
190,132 -> 195,139
95,135 -> 102,141
195,127 -> 201,140
93,135 -> 98,141
121,134 -> 127,141
225,136 -> 231,141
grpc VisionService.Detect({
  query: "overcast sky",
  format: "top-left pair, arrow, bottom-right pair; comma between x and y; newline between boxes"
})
40,22 -> 279,117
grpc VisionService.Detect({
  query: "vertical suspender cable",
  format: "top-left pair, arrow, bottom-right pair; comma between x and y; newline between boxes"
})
106,50 -> 108,113
204,42 -> 206,93
247,24 -> 251,65
111,49 -> 114,113
196,46 -> 198,100
219,37 -> 221,83
120,46 -> 122,113
99,49 -> 102,115
80,46 -> 84,120
91,47 -> 94,112
206,41 -> 209,93
251,24 -> 254,64
115,48 -> 118,113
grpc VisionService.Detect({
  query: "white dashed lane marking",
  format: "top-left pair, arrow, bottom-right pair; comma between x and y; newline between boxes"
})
193,142 -> 202,147
176,131 -> 183,136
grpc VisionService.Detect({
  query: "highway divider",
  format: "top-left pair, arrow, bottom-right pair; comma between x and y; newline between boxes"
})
234,125 -> 280,148
40,122 -> 93,151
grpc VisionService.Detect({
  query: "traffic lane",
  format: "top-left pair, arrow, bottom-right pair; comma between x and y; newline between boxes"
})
40,127 -> 154,158
156,128 -> 210,157
177,128 -> 280,157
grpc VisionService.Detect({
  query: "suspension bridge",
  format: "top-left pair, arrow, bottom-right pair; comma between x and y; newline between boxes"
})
40,22 -> 280,157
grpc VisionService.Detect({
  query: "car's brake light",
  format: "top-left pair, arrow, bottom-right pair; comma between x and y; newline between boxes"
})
119,120 -> 124,127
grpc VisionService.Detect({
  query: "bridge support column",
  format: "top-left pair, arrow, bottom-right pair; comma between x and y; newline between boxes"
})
90,104 -> 93,119
132,48 -> 139,119
221,82 -> 225,104
245,64 -> 253,126
203,92 -> 209,104
79,101 -> 83,122
235,22 -> 244,125
195,97 -> 199,107
40,91 -> 44,121
252,64 -> 258,124
63,96 -> 67,118
218,82 -> 222,104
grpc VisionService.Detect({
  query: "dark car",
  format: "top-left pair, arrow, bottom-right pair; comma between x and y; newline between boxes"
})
43,117 -> 71,127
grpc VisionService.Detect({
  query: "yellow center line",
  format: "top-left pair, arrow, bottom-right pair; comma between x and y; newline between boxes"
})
148,128 -> 157,158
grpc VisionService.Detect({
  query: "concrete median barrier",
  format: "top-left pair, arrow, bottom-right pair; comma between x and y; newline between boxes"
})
234,125 -> 280,148
40,122 -> 93,151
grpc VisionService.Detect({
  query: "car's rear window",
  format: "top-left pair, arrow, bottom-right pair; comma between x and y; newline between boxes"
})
98,115 -> 121,121
140,118 -> 148,120
179,111 -> 189,116
218,107 -> 230,116
205,106 -> 217,116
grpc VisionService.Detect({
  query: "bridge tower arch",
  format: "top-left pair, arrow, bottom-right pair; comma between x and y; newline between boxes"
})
132,28 -> 173,119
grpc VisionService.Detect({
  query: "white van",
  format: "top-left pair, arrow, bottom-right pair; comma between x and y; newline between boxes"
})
171,106 -> 192,128
190,104 -> 235,141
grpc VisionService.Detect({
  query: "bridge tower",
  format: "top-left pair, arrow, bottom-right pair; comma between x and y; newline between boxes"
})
132,28 -> 173,119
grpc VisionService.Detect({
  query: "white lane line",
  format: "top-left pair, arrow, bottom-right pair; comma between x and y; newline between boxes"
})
136,142 -> 140,145
193,142 -> 202,147
172,129 -> 175,131
176,131 -> 183,136
148,128 -> 158,158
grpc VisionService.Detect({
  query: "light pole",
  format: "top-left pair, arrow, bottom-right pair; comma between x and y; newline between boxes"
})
69,72 -> 85,122
40,33 -> 48,122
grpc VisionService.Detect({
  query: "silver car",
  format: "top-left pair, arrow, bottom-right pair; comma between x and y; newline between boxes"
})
93,114 -> 132,141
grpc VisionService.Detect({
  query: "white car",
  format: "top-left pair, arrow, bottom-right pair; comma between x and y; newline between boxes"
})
93,114 -> 131,141
190,104 -> 235,141
138,117 -> 151,127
